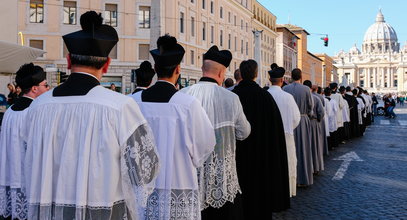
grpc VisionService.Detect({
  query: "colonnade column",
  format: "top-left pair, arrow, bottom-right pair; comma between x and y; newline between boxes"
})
367,68 -> 371,88
390,68 -> 394,88
373,68 -> 377,89
381,68 -> 385,88
387,68 -> 391,88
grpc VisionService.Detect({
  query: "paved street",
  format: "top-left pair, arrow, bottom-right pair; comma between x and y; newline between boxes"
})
274,106 -> 407,220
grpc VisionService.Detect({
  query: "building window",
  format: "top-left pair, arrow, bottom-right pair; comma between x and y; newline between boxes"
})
180,12 -> 184,33
241,19 -> 243,30
29,40 -> 44,57
139,6 -> 150,29
30,0 -> 44,23
202,0 -> 205,9
246,41 -> 248,55
63,1 -> 76,25
210,1 -> 213,13
246,22 -> 248,32
191,17 -> 195,37
228,34 -> 231,49
138,44 -> 149,60
191,50 -> 195,65
234,36 -> 237,51
360,80 -> 364,87
105,4 -> 117,27
202,22 -> 206,41
220,30 -> 223,47
234,15 -> 236,26
210,26 -> 214,44
228,12 -> 231,23
220,7 -> 223,18
241,40 -> 243,54
109,44 -> 117,59
394,80 -> 398,87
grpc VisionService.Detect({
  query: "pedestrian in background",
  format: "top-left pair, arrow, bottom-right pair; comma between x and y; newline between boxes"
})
371,92 -> 378,116
6,83 -> 17,106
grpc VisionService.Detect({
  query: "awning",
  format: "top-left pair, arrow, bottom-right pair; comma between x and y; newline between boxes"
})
0,40 -> 46,73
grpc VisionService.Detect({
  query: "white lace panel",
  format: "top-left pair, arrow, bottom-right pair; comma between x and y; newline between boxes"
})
28,200 -> 129,220
121,123 -> 160,219
143,189 -> 200,220
0,186 -> 28,220
198,126 -> 241,210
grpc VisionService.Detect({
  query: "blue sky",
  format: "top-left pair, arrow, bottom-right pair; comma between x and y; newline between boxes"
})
258,0 -> 407,56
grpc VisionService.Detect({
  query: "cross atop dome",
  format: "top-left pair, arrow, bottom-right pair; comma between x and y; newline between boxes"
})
376,9 -> 385,23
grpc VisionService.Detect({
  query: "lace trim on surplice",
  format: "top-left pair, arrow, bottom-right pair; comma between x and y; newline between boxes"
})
0,186 -> 27,220
198,126 -> 241,210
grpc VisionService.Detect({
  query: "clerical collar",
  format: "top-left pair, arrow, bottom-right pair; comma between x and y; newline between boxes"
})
346,92 -> 353,96
76,72 -> 100,81
136,86 -> 147,90
157,80 -> 176,88
199,77 -> 218,84
22,95 -> 35,100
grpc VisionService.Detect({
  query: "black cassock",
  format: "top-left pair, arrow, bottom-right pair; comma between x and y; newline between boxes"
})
233,80 -> 290,216
344,94 -> 359,138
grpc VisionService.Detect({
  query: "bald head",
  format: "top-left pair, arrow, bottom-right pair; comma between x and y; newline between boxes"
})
202,60 -> 226,85
311,85 -> 318,92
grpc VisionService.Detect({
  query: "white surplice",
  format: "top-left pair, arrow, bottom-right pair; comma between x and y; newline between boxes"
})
331,93 -> 346,128
0,104 -> 32,220
131,91 -> 216,220
342,99 -> 350,123
326,97 -> 338,133
356,97 -> 365,125
23,86 -> 160,220
181,81 -> 251,208
324,98 -> 331,137
268,86 -> 300,197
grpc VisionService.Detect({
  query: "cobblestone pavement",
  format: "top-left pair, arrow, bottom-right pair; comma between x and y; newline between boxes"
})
273,106 -> 407,220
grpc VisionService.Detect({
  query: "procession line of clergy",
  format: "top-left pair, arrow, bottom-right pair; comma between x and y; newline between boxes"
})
0,11 -> 294,220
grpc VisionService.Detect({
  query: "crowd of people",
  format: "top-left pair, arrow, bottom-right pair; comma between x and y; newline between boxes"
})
0,11 -> 387,220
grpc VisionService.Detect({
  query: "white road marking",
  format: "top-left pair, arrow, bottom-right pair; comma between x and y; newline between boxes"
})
398,120 -> 407,126
332,151 -> 363,181
380,120 -> 390,125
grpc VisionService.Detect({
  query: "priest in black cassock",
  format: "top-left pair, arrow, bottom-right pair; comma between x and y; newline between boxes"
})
232,59 -> 290,216
345,86 -> 359,138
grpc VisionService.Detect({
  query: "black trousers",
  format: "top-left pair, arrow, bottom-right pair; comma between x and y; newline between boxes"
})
201,193 -> 244,220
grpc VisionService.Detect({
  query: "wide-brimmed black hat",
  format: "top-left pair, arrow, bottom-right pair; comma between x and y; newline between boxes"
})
203,45 -> 232,68
15,63 -> 46,90
150,35 -> 185,68
268,67 -> 285,78
63,11 -> 118,57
